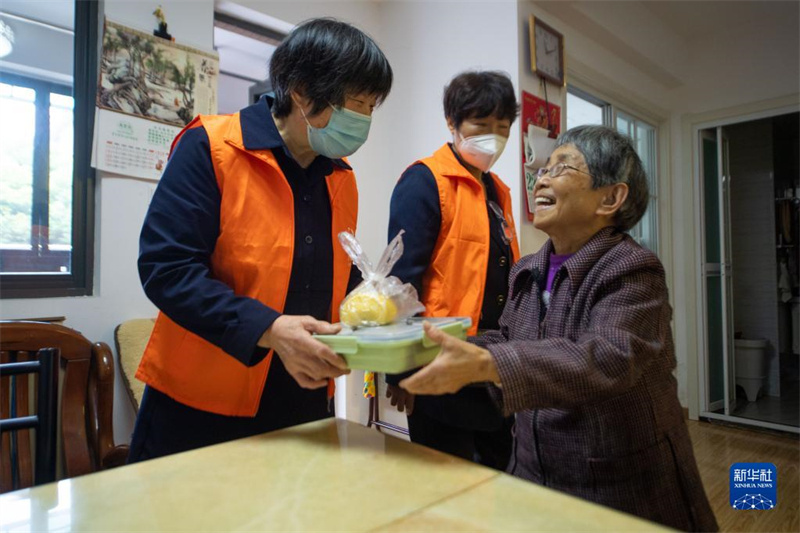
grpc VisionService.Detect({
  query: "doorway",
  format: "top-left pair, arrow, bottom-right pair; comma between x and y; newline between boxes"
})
697,110 -> 800,433
213,12 -> 286,114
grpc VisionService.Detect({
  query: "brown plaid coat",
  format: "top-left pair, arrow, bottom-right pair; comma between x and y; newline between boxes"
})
473,227 -> 718,532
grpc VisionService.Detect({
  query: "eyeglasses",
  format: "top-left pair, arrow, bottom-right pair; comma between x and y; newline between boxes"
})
535,162 -> 592,181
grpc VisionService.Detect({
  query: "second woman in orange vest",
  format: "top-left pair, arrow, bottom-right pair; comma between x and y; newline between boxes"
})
386,71 -> 520,470
128,19 -> 393,462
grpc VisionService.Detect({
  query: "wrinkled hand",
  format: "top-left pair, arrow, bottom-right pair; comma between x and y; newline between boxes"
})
258,315 -> 350,389
386,384 -> 415,415
400,322 -> 500,395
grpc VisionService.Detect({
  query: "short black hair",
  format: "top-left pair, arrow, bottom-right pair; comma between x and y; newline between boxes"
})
443,71 -> 519,128
269,18 -> 393,118
556,125 -> 649,232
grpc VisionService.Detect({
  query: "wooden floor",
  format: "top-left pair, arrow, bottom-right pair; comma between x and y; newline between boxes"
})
687,418 -> 799,532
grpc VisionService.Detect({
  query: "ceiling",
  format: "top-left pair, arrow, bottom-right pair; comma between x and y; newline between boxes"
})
214,25 -> 276,81
4,0 -> 797,43
641,0 -> 799,41
0,0 -> 74,31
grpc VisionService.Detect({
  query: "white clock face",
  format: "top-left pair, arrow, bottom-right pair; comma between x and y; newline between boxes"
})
535,27 -> 561,81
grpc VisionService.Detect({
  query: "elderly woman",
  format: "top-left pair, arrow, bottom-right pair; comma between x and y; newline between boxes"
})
400,125 -> 718,532
385,71 -> 520,470
129,18 -> 392,462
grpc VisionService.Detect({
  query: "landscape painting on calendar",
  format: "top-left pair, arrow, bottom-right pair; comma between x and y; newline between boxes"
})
97,19 -> 219,127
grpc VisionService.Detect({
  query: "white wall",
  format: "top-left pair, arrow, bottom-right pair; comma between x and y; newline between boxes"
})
217,73 -> 253,114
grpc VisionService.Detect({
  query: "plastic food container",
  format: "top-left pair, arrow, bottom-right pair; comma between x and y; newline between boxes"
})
314,317 -> 472,373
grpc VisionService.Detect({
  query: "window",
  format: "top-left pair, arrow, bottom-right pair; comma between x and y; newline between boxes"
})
566,89 -> 606,129
616,112 -> 658,253
0,1 -> 97,297
566,87 -> 659,253
1,75 -> 73,272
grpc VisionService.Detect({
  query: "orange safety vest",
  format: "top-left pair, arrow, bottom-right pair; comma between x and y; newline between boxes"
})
136,113 -> 358,417
416,144 -> 520,335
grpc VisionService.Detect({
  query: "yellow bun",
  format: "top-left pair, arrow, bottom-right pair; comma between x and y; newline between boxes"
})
340,292 -> 398,326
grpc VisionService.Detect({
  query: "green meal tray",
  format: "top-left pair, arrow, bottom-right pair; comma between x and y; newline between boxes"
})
314,317 -> 472,373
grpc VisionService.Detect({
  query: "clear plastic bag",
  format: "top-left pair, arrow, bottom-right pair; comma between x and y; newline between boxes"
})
338,230 -> 425,327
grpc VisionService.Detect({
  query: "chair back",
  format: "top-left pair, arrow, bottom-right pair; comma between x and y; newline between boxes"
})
0,321 -> 129,493
0,348 -> 59,491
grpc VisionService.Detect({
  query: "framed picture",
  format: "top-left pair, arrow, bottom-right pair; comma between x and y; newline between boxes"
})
529,15 -> 565,86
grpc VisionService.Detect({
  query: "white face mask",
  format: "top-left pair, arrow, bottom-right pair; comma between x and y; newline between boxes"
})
455,132 -> 508,172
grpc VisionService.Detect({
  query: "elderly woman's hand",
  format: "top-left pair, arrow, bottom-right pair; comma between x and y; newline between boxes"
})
399,322 -> 501,395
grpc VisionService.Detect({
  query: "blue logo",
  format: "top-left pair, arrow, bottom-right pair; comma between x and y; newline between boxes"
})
730,463 -> 777,510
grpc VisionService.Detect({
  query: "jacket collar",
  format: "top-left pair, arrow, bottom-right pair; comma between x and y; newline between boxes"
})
237,95 -> 351,170
511,240 -> 551,298
512,226 -> 625,298
560,226 -> 625,293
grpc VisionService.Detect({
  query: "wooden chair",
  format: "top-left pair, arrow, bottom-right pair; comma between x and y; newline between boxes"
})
0,348 -> 59,491
0,321 -> 130,493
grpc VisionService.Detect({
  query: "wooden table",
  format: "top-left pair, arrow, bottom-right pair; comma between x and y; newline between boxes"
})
0,419 -> 668,531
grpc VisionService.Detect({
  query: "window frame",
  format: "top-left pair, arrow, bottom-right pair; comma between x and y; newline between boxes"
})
0,0 -> 97,298
566,85 -> 661,255
614,109 -> 659,253
567,84 -> 613,125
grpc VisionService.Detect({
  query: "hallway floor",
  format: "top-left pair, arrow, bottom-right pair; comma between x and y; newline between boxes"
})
729,393 -> 800,427
715,353 -> 800,428
688,418 -> 799,532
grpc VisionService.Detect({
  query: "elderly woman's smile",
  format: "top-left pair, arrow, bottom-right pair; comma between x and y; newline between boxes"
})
533,192 -> 555,210
532,145 -> 621,254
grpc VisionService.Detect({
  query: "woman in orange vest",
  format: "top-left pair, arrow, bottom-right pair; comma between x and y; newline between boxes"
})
386,71 -> 520,470
128,19 -> 392,462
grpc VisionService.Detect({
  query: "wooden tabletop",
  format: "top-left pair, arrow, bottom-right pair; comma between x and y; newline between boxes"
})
0,418 -> 668,532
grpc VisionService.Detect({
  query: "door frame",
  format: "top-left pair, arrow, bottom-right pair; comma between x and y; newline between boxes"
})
691,103 -> 800,434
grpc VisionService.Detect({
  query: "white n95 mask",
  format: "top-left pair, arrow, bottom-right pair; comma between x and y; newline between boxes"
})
455,132 -> 508,172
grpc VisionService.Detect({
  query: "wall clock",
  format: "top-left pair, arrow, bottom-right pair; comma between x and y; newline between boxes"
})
530,15 -> 565,86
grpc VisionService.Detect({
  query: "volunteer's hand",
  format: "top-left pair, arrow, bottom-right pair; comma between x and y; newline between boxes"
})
400,322 -> 500,395
258,315 -> 350,389
386,384 -> 415,415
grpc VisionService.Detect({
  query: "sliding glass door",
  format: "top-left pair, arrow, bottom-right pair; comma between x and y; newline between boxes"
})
700,127 -> 737,416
